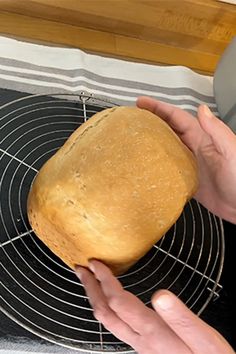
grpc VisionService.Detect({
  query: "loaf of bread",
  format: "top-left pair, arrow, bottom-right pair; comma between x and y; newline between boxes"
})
27,106 -> 198,275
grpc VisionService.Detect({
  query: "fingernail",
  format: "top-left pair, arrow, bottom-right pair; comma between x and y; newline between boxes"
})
74,265 -> 82,280
203,105 -> 213,118
155,294 -> 173,310
88,261 -> 95,273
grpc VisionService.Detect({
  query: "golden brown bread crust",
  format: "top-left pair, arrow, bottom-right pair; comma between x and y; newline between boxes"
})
27,106 -> 198,275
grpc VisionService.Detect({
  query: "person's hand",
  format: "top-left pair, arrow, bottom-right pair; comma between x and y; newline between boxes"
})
137,96 -> 236,224
76,260 -> 234,354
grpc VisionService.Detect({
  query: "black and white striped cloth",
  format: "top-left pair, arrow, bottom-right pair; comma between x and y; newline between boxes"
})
0,36 -> 217,115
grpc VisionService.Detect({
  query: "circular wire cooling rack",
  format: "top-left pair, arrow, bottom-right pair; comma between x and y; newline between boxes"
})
0,93 -> 224,353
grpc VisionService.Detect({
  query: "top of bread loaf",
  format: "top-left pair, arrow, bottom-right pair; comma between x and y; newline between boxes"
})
27,106 -> 198,275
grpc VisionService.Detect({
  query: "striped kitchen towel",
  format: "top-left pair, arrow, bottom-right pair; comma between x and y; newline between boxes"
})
0,36 -> 217,116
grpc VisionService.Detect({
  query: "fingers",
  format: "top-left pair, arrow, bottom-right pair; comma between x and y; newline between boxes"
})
87,261 -> 191,354
89,260 -> 160,335
136,96 -> 198,135
136,96 -> 202,152
88,260 -> 124,297
137,97 -> 236,158
75,266 -> 139,347
198,105 -> 236,158
152,290 -> 235,354
77,263 -> 192,354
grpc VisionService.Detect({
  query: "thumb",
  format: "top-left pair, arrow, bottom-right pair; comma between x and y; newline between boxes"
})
152,290 -> 234,354
198,105 -> 236,157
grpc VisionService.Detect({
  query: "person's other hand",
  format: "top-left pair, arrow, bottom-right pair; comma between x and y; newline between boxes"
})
137,97 -> 236,224
76,260 -> 234,354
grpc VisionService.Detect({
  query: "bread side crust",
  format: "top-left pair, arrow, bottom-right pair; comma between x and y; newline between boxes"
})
27,107 -> 198,275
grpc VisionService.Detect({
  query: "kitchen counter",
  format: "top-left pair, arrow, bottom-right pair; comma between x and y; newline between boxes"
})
0,0 -> 236,75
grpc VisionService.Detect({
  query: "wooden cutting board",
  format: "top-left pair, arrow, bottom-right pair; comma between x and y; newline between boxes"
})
0,0 -> 236,75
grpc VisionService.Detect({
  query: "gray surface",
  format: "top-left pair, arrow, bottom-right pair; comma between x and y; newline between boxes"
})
213,36 -> 236,131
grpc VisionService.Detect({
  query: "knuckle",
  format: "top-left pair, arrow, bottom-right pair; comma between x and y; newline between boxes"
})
107,295 -> 119,309
100,316 -> 112,329
108,291 -> 127,309
143,323 -> 156,336
93,307 -> 108,322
